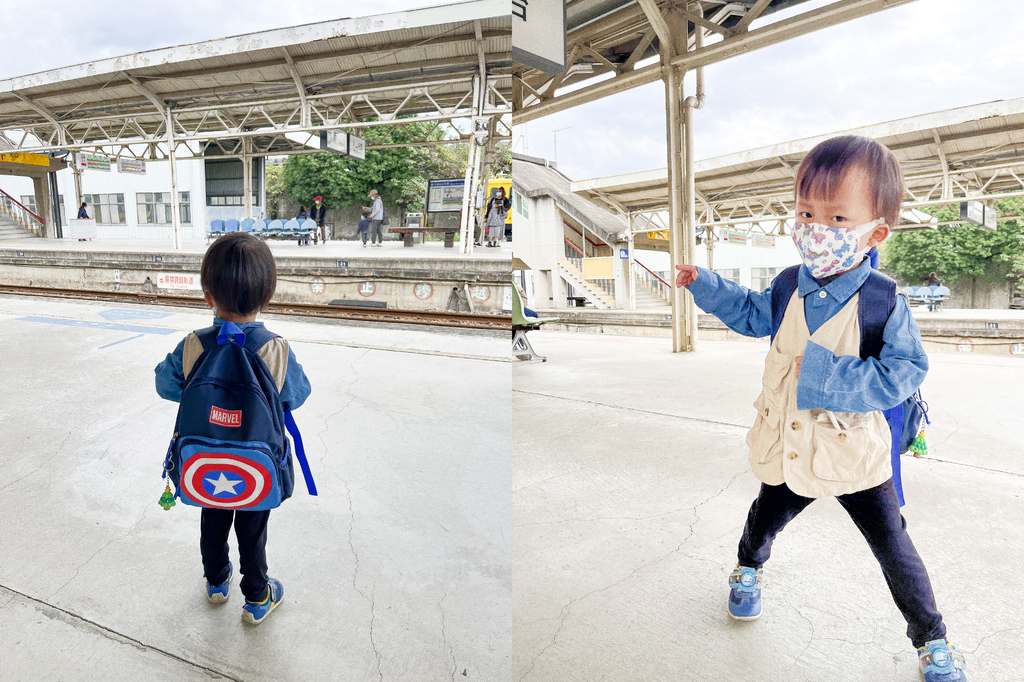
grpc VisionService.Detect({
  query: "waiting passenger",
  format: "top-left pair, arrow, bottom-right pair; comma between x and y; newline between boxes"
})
296,205 -> 309,220
676,135 -> 968,682
154,232 -> 312,626
358,211 -> 371,248
310,196 -> 327,244
924,272 -> 942,287
77,202 -> 89,219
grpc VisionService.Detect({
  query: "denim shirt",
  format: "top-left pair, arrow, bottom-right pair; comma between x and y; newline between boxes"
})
154,318 -> 312,410
686,264 -> 928,413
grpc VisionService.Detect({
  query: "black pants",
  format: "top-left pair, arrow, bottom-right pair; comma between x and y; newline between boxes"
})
737,479 -> 945,648
200,508 -> 270,602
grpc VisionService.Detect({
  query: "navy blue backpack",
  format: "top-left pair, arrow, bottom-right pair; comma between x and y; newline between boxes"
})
161,322 -> 316,511
769,259 -> 928,506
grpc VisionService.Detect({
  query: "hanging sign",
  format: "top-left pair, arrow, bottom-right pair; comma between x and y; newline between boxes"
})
752,234 -> 776,248
0,152 -> 49,167
117,158 -> 147,175
348,134 -> 366,160
721,229 -> 749,245
77,152 -> 111,172
512,0 -> 567,75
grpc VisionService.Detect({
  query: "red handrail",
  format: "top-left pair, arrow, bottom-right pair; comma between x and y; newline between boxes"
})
564,237 -> 585,257
0,187 -> 44,224
562,220 -> 604,250
633,258 -> 670,288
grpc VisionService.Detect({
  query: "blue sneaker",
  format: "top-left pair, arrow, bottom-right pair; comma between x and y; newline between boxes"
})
728,565 -> 763,620
918,638 -> 968,681
242,578 -> 284,625
206,563 -> 232,604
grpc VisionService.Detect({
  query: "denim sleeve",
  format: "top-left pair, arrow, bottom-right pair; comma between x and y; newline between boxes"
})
154,338 -> 187,403
279,347 -> 312,411
796,295 -> 928,412
685,266 -> 774,338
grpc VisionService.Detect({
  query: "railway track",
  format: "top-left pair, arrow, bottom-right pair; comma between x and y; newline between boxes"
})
0,285 -> 509,331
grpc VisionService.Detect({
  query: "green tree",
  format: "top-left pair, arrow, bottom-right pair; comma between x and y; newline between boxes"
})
282,123 -> 433,217
265,162 -> 285,219
882,199 -> 1024,295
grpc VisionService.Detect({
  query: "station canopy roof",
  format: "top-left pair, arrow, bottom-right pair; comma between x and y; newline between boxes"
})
0,0 -> 511,160
571,97 -> 1024,233
515,0 -> 915,123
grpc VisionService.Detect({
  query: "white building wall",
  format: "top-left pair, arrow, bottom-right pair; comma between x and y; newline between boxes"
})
0,158 -> 210,240
512,193 -> 569,308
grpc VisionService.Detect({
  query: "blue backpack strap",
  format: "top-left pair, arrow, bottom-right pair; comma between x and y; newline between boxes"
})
857,266 -> 906,506
769,265 -> 801,344
284,407 -> 317,496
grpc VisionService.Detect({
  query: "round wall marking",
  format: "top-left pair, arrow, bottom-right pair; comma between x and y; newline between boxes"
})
1010,342 -> 1024,356
309,277 -> 325,295
414,282 -> 434,300
470,285 -> 491,302
956,338 -> 974,353
358,281 -> 376,297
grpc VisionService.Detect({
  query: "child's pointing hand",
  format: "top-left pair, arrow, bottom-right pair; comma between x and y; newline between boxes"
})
675,265 -> 698,288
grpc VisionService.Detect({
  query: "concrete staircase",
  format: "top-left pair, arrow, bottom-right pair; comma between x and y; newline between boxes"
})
558,259 -> 615,309
632,278 -> 671,309
0,209 -> 38,240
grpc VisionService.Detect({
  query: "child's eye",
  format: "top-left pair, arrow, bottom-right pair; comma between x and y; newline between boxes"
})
799,211 -> 812,219
832,216 -> 846,222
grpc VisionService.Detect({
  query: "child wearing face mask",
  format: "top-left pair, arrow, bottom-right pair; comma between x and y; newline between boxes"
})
675,136 -> 967,682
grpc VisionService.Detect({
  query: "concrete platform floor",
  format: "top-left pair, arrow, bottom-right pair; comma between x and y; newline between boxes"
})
0,295 -> 510,681
514,331 -> 1024,681
0,236 -> 512,260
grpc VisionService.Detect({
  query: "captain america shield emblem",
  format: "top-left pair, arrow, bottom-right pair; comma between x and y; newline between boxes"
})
181,452 -> 273,509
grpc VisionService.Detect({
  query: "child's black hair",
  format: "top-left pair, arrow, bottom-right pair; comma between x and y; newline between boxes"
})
796,135 -> 905,227
200,232 -> 277,316
362,211 -> 370,218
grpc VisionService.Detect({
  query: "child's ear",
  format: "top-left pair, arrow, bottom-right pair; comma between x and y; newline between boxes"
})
203,291 -> 215,310
866,224 -> 890,248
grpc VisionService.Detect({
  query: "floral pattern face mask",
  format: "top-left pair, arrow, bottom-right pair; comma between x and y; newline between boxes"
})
791,217 -> 884,279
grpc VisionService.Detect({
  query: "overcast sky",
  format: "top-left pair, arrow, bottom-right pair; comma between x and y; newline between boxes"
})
0,0 -> 447,78
514,0 -> 1024,182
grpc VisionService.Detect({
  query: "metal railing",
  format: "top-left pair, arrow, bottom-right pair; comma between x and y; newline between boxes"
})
0,188 -> 44,235
564,237 -> 584,270
632,259 -> 672,303
591,278 -> 616,298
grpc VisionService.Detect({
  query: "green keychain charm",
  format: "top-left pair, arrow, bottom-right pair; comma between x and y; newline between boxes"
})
909,429 -> 928,458
159,482 -> 176,510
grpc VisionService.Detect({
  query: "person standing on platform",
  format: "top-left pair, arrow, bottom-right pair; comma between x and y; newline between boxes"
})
77,202 -> 89,219
675,135 -> 968,682
484,187 -> 510,248
154,232 -> 312,626
358,211 -> 371,248
309,196 -> 327,245
362,190 -> 385,247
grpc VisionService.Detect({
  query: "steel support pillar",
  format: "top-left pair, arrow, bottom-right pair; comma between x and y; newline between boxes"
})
663,62 -> 695,352
627,212 -> 636,311
32,175 -> 53,239
167,108 -> 181,250
459,76 -> 482,254
243,138 -> 253,220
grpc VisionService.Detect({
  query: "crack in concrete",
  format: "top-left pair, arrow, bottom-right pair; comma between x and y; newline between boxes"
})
966,624 -> 1024,655
0,583 -> 242,681
439,591 -> 457,682
48,502 -> 153,600
369,580 -> 384,682
518,470 -> 747,681
0,428 -> 74,494
516,504 -> 710,527
513,389 -> 751,432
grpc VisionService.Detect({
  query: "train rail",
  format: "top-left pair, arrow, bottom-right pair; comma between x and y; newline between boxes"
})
0,285 -> 510,331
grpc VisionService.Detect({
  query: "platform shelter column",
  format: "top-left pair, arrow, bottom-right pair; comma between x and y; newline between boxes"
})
243,137 -> 253,220
166,107 -> 181,250
31,175 -> 54,239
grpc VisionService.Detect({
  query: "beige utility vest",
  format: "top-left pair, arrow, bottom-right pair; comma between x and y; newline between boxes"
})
745,291 -> 891,498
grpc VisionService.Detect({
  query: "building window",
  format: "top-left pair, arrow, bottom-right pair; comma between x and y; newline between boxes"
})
206,194 -> 257,207
137,192 -> 191,225
513,189 -> 528,218
81,193 -> 126,225
21,194 -> 68,225
751,267 -> 781,291
715,268 -> 741,284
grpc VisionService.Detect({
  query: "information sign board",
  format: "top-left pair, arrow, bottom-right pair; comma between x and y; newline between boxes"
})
427,179 -> 466,213
117,158 -> 147,175
77,152 -> 111,172
512,0 -> 567,75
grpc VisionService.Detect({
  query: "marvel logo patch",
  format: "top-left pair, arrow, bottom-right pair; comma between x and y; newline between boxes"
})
209,406 -> 242,427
